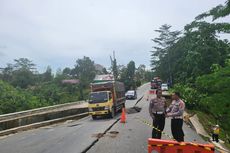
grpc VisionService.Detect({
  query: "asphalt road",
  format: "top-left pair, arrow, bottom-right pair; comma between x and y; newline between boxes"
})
0,83 -> 208,153
87,84 -> 206,153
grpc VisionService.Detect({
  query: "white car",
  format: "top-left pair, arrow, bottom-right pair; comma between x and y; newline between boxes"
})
161,83 -> 168,91
125,90 -> 137,100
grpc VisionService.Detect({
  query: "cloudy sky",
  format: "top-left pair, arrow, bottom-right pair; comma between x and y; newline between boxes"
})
0,0 -> 229,72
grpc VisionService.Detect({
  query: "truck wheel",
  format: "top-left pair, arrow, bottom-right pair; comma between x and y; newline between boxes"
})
92,115 -> 97,120
122,103 -> 126,108
109,107 -> 115,118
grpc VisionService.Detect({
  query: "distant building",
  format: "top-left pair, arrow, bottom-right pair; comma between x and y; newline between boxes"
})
62,79 -> 80,84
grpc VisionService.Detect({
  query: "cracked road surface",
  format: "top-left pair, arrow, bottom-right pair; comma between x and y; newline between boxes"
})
87,86 -> 207,153
0,83 -> 209,153
0,84 -> 148,153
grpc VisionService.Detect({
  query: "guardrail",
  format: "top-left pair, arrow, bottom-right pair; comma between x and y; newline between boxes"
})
0,101 -> 88,135
0,101 -> 85,121
0,112 -> 88,137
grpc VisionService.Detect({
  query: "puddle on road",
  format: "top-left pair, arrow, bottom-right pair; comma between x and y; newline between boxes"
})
126,106 -> 142,114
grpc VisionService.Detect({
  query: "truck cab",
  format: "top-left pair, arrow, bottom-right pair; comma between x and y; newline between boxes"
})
88,91 -> 114,118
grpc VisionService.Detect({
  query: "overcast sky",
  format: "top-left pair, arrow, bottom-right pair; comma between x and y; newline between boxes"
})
0,0 -> 229,72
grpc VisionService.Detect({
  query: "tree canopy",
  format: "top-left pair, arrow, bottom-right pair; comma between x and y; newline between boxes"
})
151,0 -> 230,141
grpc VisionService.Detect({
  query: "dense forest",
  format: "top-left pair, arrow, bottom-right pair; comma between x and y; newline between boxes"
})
0,56 -> 153,114
151,0 -> 230,142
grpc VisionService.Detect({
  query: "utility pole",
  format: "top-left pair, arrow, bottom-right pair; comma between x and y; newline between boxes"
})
110,51 -> 118,80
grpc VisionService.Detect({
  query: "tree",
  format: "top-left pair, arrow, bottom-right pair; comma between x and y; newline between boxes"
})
74,56 -> 96,99
11,69 -> 35,88
0,64 -> 14,82
127,61 -> 136,89
195,0 -> 230,35
102,68 -> 108,74
14,58 -> 36,71
144,71 -> 154,82
150,1 -> 230,141
119,65 -> 127,81
195,61 -> 230,136
151,20 -> 230,84
118,61 -> 136,90
110,51 -> 118,80
10,58 -> 36,88
74,56 -> 96,85
0,80 -> 41,114
179,21 -> 229,82
42,66 -> 53,82
151,24 -> 181,67
135,64 -> 146,81
150,24 -> 181,84
0,57 -> 95,114
196,0 -> 230,21
62,67 -> 72,78
126,61 -> 136,80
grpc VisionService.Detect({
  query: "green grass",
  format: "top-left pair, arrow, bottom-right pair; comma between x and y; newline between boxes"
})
195,111 -> 216,135
188,110 -> 230,150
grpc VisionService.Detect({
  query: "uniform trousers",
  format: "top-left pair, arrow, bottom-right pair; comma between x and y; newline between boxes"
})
152,114 -> 165,139
171,118 -> 184,142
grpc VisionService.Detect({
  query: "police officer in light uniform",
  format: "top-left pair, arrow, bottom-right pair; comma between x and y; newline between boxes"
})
166,92 -> 185,142
149,89 -> 166,139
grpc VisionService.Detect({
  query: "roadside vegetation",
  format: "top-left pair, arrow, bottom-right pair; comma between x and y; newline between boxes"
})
0,56 -> 153,115
151,0 -> 230,144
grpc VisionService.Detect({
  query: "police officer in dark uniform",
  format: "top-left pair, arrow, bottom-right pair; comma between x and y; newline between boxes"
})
166,92 -> 185,142
149,89 -> 166,139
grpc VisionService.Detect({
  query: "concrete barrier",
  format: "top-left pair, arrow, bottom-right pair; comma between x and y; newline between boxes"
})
0,101 -> 85,121
0,112 -> 89,137
0,101 -> 88,133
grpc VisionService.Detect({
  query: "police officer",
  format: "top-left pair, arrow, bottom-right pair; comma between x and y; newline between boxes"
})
166,92 -> 185,142
149,89 -> 166,139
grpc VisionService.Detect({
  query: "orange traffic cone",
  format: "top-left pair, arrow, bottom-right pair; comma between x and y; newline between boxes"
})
120,107 -> 126,123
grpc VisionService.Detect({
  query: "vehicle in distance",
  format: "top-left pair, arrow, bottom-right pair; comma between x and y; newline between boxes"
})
125,90 -> 137,100
161,83 -> 169,91
88,75 -> 126,119
151,77 -> 162,89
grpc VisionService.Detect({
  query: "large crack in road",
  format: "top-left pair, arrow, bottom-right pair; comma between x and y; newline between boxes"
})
81,95 -> 144,153
81,118 -> 120,153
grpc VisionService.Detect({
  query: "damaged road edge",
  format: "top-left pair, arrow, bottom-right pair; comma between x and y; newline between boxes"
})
81,118 -> 120,153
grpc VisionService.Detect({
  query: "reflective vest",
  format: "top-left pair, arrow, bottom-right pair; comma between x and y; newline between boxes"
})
213,127 -> 220,134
